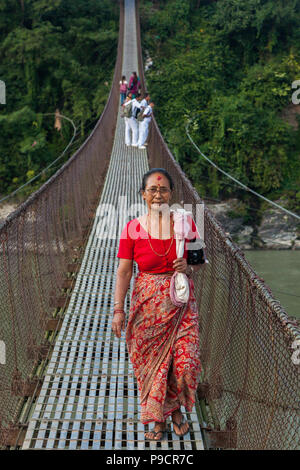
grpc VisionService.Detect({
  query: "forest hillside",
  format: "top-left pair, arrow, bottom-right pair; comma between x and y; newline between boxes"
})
0,0 -> 300,242
140,0 -> 300,231
0,0 -> 119,201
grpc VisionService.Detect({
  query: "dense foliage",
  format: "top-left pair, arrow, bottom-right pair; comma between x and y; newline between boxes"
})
140,0 -> 300,220
0,0 -> 118,198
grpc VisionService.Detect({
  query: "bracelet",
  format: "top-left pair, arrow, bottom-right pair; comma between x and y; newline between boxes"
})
113,309 -> 125,315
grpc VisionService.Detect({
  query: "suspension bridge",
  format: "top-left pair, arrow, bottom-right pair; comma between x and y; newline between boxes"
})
0,0 -> 299,451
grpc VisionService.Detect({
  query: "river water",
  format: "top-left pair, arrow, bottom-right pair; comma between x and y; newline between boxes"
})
245,250 -> 300,319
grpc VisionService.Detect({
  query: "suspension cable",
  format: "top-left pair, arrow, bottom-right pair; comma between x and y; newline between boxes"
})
0,113 -> 77,204
185,121 -> 300,221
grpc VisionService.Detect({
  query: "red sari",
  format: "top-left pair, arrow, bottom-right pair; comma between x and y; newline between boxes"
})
117,217 -> 202,424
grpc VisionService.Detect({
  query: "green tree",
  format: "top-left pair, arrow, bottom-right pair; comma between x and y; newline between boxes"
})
0,0 -> 118,196
140,0 -> 300,217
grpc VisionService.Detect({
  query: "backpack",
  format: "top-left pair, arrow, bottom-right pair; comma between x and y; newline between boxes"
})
132,105 -> 141,119
122,101 -> 132,118
137,110 -> 145,122
135,105 -> 146,121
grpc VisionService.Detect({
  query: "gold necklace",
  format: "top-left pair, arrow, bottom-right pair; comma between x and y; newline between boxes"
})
146,214 -> 174,257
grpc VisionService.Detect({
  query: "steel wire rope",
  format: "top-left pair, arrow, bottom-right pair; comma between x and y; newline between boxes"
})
188,171 -> 300,219
60,115 -> 102,151
0,113 -> 77,204
13,114 -> 100,176
271,290 -> 300,299
182,161 -> 300,247
0,60 -> 108,209
192,173 -> 300,207
185,120 -> 300,301
185,121 -> 300,221
162,125 -> 299,218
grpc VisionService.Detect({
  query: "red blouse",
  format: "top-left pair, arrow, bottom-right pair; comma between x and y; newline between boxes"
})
117,216 -> 201,273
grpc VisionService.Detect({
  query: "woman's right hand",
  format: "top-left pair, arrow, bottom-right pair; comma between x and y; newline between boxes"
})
111,311 -> 126,338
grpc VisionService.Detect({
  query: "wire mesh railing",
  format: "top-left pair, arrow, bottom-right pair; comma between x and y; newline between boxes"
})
0,0 -> 299,450
135,0 -> 299,450
0,1 -> 124,448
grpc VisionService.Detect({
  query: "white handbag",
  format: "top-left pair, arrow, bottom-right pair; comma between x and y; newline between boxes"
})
170,209 -> 192,306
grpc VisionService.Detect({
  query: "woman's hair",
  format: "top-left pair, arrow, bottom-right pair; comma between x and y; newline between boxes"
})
140,168 -> 174,192
121,75 -> 126,82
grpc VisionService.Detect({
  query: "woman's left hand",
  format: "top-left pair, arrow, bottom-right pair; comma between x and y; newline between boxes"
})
173,257 -> 188,273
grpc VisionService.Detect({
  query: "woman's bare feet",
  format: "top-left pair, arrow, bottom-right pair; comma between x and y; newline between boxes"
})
172,409 -> 189,436
144,421 -> 166,441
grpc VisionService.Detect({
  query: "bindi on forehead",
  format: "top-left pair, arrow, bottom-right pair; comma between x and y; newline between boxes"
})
146,174 -> 169,189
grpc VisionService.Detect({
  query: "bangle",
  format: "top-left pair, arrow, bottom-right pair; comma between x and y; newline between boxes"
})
114,301 -> 121,306
113,309 -> 125,315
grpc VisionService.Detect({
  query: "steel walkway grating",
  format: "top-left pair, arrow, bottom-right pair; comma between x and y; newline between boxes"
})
25,414 -> 203,450
22,0 -> 205,450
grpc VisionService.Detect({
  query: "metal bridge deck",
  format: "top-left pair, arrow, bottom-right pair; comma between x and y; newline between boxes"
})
22,0 -> 205,450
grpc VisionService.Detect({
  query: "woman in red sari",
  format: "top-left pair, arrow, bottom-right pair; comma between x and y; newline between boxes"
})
113,168 -> 204,441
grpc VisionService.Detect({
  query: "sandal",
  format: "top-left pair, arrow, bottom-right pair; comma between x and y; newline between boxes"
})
172,414 -> 190,437
144,423 -> 167,441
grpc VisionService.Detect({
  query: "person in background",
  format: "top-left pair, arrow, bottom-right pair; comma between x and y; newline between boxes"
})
130,94 -> 142,147
140,93 -> 150,109
138,94 -> 151,146
128,71 -> 141,99
122,95 -> 133,147
138,102 -> 154,149
119,76 -> 128,106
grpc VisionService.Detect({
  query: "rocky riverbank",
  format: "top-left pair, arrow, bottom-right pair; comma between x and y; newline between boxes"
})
0,202 -> 18,227
206,198 -> 300,250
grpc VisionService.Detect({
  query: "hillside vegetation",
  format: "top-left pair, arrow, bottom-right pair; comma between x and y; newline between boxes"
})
140,0 -> 300,223
0,0 -> 118,199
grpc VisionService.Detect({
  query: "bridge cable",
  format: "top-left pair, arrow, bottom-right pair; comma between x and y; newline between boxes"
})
0,114 -> 101,206
0,113 -> 76,204
185,121 -> 300,221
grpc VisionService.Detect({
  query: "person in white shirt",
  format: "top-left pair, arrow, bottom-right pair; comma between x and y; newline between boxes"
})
138,95 -> 150,146
138,102 -> 154,149
122,96 -> 133,146
129,95 -> 142,146
138,94 -> 150,141
140,93 -> 150,109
